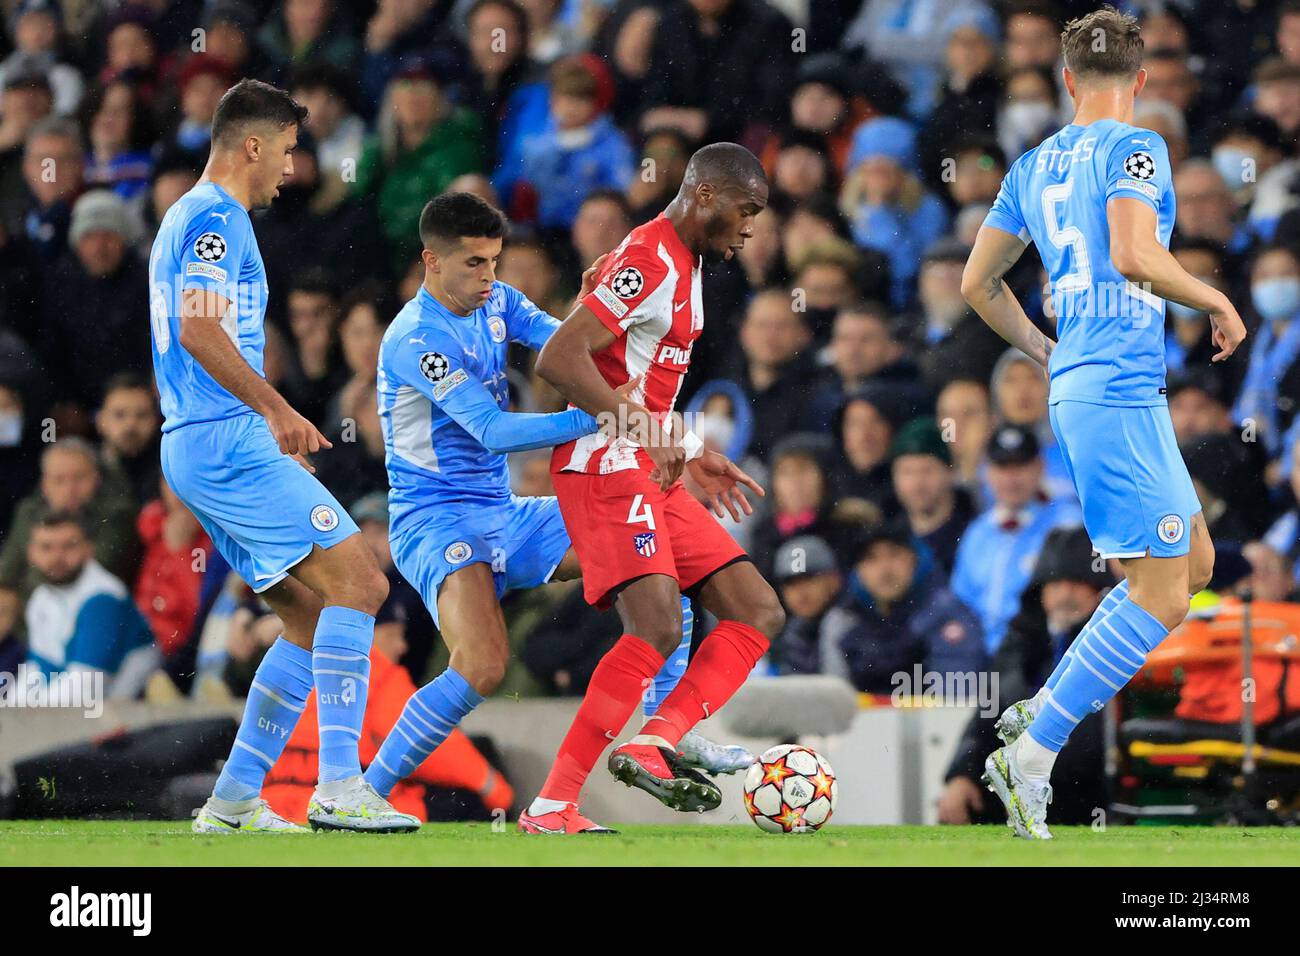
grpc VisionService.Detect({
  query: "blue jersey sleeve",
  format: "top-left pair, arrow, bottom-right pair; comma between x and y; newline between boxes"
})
983,163 -> 1029,243
502,283 -> 561,352
391,329 -> 598,454
1105,130 -> 1171,213
178,203 -> 249,297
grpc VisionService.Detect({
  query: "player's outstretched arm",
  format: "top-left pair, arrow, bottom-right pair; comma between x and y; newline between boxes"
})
179,288 -> 331,465
1108,197 -> 1247,361
961,225 -> 1057,368
537,304 -> 685,490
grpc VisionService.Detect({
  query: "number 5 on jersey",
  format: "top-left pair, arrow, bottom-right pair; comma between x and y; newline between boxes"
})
627,494 -> 656,531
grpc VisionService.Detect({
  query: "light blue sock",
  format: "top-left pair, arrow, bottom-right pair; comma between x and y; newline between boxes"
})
1043,579 -> 1129,692
1028,595 -> 1167,751
313,606 -> 376,784
643,596 -> 693,717
213,637 -> 312,802
363,667 -> 484,797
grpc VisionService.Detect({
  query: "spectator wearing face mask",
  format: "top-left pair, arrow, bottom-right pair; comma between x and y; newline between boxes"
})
996,64 -> 1059,163
1233,244 -> 1300,457
1209,112 -> 1296,240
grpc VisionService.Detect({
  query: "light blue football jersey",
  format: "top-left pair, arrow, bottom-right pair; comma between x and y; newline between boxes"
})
985,119 -> 1176,406
149,181 -> 269,432
377,282 -> 572,527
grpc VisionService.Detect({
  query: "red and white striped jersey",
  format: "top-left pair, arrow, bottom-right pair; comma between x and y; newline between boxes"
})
555,213 -> 703,475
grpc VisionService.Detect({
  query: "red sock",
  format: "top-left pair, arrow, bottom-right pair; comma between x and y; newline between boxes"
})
642,620 -> 768,749
538,634 -> 665,804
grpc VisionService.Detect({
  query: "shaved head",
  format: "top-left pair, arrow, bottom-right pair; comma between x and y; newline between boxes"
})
682,142 -> 767,194
669,142 -> 768,262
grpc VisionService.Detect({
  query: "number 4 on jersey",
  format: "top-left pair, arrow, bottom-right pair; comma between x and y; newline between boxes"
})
627,494 -> 656,530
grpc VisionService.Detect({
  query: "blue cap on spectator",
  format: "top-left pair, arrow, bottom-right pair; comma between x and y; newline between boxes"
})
847,116 -> 916,173
942,6 -> 1001,45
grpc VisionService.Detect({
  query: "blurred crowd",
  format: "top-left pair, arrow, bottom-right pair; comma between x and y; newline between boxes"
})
3,0 -> 1300,780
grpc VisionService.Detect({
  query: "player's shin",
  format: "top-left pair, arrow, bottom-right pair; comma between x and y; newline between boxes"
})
212,636 -> 312,805
312,606 -> 376,785
534,634 -> 666,806
636,620 -> 768,750
1042,579 -> 1130,694
1020,595 -> 1167,779
363,668 -> 483,797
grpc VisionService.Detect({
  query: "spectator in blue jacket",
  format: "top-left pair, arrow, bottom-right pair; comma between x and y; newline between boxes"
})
951,424 -> 1083,654
821,519 -> 985,694
840,115 -> 949,309
22,511 -> 155,699
515,55 -> 633,230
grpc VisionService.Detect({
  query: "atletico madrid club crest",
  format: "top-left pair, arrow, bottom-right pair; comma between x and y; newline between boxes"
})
634,531 -> 657,557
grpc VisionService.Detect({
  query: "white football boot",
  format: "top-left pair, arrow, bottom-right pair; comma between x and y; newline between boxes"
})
673,730 -> 755,776
307,776 -> 421,833
192,797 -> 309,834
994,688 -> 1048,745
981,744 -> 1054,840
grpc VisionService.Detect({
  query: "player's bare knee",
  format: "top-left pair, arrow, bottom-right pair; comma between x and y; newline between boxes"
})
1134,586 -> 1189,631
463,657 -> 506,696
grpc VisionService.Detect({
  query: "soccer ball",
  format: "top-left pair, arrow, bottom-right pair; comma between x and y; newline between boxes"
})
743,744 -> 837,834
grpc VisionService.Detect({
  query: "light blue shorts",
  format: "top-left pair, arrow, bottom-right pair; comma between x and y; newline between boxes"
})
161,414 -> 359,592
389,494 -> 571,625
1049,400 -> 1201,559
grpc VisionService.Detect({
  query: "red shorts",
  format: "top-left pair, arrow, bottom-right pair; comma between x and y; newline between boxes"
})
552,467 -> 748,609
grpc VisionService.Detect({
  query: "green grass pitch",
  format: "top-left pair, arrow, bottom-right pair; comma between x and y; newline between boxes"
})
3,820 -> 1300,866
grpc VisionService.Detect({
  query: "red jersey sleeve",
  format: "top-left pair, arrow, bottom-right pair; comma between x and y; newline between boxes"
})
581,241 -> 671,337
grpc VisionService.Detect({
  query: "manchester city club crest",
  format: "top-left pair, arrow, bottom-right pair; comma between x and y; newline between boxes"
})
1157,513 -> 1185,544
634,531 -> 657,557
310,504 -> 339,532
488,316 -> 507,343
444,541 -> 473,564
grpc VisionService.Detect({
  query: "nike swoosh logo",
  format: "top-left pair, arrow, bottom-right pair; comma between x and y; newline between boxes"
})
604,730 -> 617,740
673,300 -> 688,312
525,820 -> 562,833
211,814 -> 242,829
